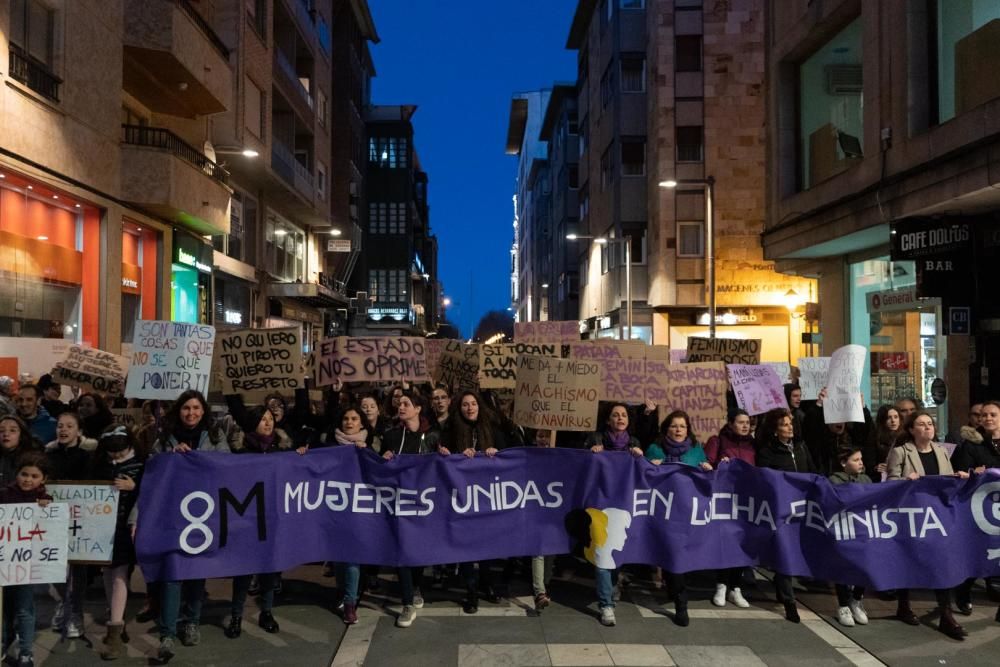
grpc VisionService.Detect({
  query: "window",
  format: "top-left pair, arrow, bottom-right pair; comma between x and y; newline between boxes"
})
10,0 -> 54,67
601,144 -> 615,190
601,63 -> 615,108
621,0 -> 645,7
798,17 -> 863,190
368,269 -> 408,303
621,54 -> 646,92
317,89 -> 329,128
579,114 -> 589,153
246,0 -> 266,40
368,137 -> 409,168
368,202 -> 406,234
244,77 -> 265,139
316,13 -> 332,57
621,138 -> 645,176
676,126 -> 703,162
316,161 -> 327,200
676,35 -> 703,72
264,213 -> 304,281
935,1 -> 1000,123
677,222 -> 704,257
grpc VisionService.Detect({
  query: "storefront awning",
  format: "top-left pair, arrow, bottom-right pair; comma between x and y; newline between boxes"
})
269,297 -> 323,326
266,281 -> 348,309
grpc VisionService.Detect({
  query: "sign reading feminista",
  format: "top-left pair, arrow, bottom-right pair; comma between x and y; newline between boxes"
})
124,321 -> 216,400
136,448 -> 1000,591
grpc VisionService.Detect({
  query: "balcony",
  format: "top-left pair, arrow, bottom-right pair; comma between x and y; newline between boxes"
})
272,50 -> 314,122
123,0 -> 232,117
271,138 -> 315,202
8,44 -> 61,102
120,125 -> 232,235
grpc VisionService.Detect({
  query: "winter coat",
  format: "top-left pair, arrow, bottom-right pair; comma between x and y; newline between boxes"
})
44,436 -> 98,480
23,406 -> 57,445
382,418 -> 440,455
756,436 -> 817,474
828,470 -> 873,485
153,425 -> 230,453
230,427 -> 294,454
886,442 -> 954,479
645,442 -> 708,468
951,430 -> 1000,473
583,431 -> 642,452
0,482 -> 52,504
703,425 -> 756,466
0,443 -> 39,488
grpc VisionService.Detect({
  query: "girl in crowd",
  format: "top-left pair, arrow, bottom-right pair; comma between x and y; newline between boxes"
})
45,412 -> 96,638
152,389 -> 229,661
382,391 -> 441,628
756,408 -> 816,622
0,415 -> 38,487
828,445 -> 872,627
645,410 -> 712,627
864,405 -> 902,482
73,392 -> 114,440
445,391 -> 506,614
703,409 -> 754,609
886,411 -> 970,640
1,451 -> 52,667
92,426 -> 144,660
329,406 -> 367,625
783,383 -> 805,442
359,393 -> 390,451
225,404 -> 298,639
384,385 -> 405,423
585,403 -> 643,627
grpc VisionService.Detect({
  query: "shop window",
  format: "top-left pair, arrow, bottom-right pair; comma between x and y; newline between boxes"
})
935,0 -> 1000,123
677,222 -> 704,257
121,221 -> 159,343
798,17 -> 863,190
676,36 -> 702,73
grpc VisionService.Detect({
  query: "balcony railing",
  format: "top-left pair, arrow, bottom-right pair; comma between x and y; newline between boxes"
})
175,0 -> 230,59
8,44 -> 61,102
274,49 -> 314,109
271,139 -> 314,199
122,125 -> 230,186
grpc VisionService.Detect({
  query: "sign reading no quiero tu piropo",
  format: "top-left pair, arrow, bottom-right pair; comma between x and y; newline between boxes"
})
314,337 -> 429,386
124,321 -> 216,400
217,328 -> 303,401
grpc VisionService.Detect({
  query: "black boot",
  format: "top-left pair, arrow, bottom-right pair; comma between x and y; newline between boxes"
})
463,590 -> 479,614
938,607 -> 967,640
258,611 -> 280,633
224,616 -> 242,639
674,600 -> 689,627
896,600 -> 919,626
784,601 -> 800,623
481,585 -> 500,604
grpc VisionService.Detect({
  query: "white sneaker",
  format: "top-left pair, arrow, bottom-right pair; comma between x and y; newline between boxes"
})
837,606 -> 855,627
712,583 -> 727,607
413,589 -> 425,609
396,605 -> 416,628
728,588 -> 751,608
600,606 -> 616,626
65,617 -> 83,638
849,599 -> 869,625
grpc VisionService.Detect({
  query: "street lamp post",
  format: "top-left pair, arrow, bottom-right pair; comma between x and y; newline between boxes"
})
659,177 -> 716,338
567,233 -> 633,340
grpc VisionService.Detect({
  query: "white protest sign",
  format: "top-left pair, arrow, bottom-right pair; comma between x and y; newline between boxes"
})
764,361 -> 793,384
824,345 -> 866,424
797,357 -> 831,401
124,321 -> 216,400
47,483 -> 120,564
0,502 -> 69,585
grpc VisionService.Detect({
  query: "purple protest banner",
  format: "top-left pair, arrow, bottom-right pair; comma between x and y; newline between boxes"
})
136,448 -> 1000,590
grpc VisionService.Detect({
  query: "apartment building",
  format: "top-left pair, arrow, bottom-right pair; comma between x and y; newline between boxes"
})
763,0 -> 1000,427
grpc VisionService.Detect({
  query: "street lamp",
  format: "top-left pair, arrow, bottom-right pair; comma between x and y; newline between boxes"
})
659,177 -> 716,338
567,233 -> 632,340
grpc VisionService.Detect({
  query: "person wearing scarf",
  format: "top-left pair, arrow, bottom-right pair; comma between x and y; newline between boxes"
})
644,410 -> 712,627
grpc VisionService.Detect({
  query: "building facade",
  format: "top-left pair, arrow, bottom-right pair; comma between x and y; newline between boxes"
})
763,0 -> 1000,430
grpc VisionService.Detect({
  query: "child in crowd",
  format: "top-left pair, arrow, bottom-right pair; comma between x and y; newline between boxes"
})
1,452 -> 53,667
828,445 -> 872,627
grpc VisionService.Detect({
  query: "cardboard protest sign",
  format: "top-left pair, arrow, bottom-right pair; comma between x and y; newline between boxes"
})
641,346 -> 672,405
52,346 -> 129,396
478,342 -> 560,389
110,408 -> 144,430
434,340 -> 480,392
512,355 -> 600,431
727,365 -> 789,415
824,345 -> 866,423
217,328 -> 302,401
569,341 -> 648,402
47,483 -> 120,564
314,337 -> 429,387
0,502 -> 68,585
514,320 -> 578,345
424,339 -> 448,380
657,362 -> 728,437
124,321 -> 216,400
797,357 -> 831,400
685,337 -> 761,364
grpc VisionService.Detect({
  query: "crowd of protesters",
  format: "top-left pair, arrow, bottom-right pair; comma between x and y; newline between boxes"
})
0,369 -> 998,664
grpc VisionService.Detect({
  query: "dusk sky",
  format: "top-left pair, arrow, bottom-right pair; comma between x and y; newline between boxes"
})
368,0 -> 578,338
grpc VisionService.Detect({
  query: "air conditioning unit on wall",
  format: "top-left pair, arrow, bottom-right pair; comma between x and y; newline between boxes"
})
825,64 -> 862,95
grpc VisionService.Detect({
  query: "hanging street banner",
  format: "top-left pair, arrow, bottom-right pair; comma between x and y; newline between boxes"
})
217,328 -> 303,402
124,321 -> 216,400
512,355 -> 600,431
52,345 -> 130,396
314,337 -> 429,386
136,447 -> 1000,591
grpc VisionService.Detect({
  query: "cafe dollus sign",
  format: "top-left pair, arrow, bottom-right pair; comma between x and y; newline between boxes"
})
890,216 -> 973,298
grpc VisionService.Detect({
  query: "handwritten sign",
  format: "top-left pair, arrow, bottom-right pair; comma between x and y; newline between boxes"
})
569,341 -> 647,402
124,321 -> 216,400
0,502 -> 69,585
514,321 -> 579,345
52,346 -> 129,396
314,337 -> 429,386
657,362 -> 728,438
217,328 -> 302,401
824,344 -> 866,424
479,343 -> 560,389
110,408 -> 144,430
764,361 -> 793,384
797,357 -> 831,400
47,483 -> 120,564
424,339 -> 448,381
512,355 -> 600,431
685,337 -> 762,364
434,341 -> 480,392
727,365 -> 789,416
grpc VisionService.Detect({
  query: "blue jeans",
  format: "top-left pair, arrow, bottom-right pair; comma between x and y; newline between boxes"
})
595,567 -> 618,609
231,573 -> 278,616
159,579 -> 205,639
336,563 -> 361,605
3,585 -> 35,657
398,567 -> 423,606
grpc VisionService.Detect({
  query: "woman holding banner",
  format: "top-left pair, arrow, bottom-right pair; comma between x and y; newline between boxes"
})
151,389 -> 229,661
756,408 -> 816,623
886,411 -> 970,640
444,391 -> 507,614
359,393 -> 391,450
381,390 -> 441,628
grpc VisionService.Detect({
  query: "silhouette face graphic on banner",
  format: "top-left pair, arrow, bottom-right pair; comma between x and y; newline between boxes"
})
583,507 -> 632,569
